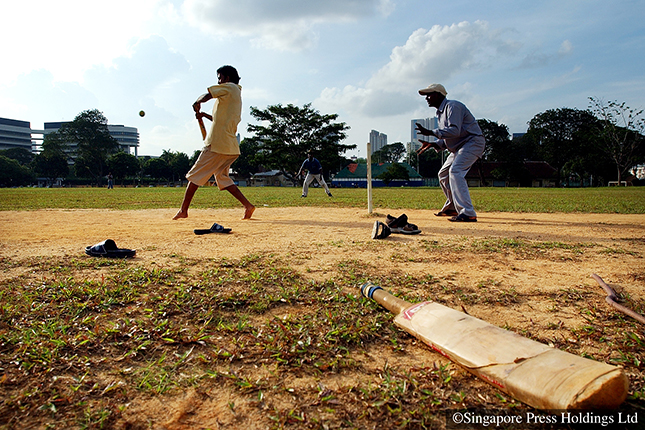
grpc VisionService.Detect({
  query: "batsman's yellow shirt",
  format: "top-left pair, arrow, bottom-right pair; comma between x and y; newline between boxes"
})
205,82 -> 242,155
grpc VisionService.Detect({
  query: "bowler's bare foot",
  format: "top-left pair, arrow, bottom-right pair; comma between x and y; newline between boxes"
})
173,210 -> 188,220
243,205 -> 255,220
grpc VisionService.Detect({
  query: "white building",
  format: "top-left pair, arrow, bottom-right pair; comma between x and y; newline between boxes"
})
36,122 -> 139,156
0,117 -> 32,152
1,117 -> 140,157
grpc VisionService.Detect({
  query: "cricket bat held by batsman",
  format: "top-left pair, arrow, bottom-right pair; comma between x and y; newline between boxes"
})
359,282 -> 628,410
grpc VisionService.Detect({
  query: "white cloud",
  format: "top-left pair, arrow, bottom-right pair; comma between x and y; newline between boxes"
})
1,0 -> 163,83
518,39 -> 574,69
0,69 -> 98,127
1,34 -> 192,148
72,35 -> 197,155
316,21 -> 520,118
181,0 -> 394,51
84,36 -> 190,96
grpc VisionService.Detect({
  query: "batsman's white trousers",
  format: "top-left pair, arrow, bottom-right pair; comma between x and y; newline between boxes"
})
302,173 -> 330,196
438,140 -> 483,217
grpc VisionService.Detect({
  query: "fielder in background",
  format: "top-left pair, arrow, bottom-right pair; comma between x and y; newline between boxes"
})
297,152 -> 333,198
415,84 -> 485,222
173,65 -> 255,220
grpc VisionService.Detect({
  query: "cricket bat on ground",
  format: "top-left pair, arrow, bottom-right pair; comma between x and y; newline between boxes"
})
360,282 -> 628,410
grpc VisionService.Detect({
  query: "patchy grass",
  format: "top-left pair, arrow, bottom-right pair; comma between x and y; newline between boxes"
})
0,243 -> 643,429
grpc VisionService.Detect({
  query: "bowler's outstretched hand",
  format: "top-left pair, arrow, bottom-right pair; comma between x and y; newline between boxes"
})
415,123 -> 432,136
417,139 -> 440,155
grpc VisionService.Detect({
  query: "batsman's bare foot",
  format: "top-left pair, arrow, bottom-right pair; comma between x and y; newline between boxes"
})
243,205 -> 255,220
172,210 -> 188,220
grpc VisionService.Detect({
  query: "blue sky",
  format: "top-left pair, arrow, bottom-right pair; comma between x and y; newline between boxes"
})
2,0 -> 644,159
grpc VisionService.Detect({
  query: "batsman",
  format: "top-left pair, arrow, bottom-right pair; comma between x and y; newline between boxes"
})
173,65 -> 255,221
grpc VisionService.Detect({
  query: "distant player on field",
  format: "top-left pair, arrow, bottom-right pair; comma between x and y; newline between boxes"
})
296,152 -> 332,198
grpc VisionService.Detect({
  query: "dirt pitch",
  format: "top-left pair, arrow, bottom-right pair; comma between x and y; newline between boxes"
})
0,207 -> 644,429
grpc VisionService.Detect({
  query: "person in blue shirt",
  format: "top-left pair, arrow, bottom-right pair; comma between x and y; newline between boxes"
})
296,152 -> 332,197
415,84 -> 485,222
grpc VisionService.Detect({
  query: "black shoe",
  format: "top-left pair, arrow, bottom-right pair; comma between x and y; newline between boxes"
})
435,209 -> 458,217
327,193 -> 333,197
449,214 -> 477,222
301,195 -> 306,198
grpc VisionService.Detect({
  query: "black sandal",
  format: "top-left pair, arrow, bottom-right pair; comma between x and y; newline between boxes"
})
449,214 -> 477,222
435,210 -> 458,217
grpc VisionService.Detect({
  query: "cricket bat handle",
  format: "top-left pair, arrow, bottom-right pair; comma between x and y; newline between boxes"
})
360,282 -> 629,410
360,282 -> 411,315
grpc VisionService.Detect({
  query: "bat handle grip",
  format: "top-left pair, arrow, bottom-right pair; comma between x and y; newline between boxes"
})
360,282 -> 413,315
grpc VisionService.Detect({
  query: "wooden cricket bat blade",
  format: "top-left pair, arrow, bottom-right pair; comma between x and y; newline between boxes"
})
197,116 -> 207,140
359,282 -> 629,410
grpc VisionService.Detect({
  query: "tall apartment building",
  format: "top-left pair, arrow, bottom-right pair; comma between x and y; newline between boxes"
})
369,129 -> 387,154
406,117 -> 439,169
0,117 -> 32,151
410,117 -> 438,150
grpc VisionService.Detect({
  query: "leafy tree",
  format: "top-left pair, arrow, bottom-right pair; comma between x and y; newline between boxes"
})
476,119 -> 531,185
58,109 -> 119,184
189,150 -> 201,167
41,129 -> 71,155
478,119 -> 511,162
0,148 -> 34,166
32,151 -> 69,183
233,138 -> 262,178
159,150 -> 191,183
589,97 -> 645,184
246,103 -> 354,179
372,142 -> 406,163
0,155 -> 34,187
142,157 -> 172,182
525,108 -> 599,186
377,163 -> 410,185
107,151 -> 141,185
31,131 -> 71,184
171,152 -> 191,183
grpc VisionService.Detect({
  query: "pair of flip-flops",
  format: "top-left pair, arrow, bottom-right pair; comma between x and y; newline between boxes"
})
372,214 -> 422,239
85,239 -> 136,258
194,222 -> 232,235
386,214 -> 421,235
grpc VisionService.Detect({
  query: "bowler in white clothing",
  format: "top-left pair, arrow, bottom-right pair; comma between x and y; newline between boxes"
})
415,84 -> 485,222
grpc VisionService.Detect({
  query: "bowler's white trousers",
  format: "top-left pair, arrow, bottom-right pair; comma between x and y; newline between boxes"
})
438,138 -> 484,217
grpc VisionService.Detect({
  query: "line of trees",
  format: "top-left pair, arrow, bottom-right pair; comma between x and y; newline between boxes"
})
0,104 -> 356,188
1,99 -> 643,188
0,109 -> 201,188
406,99 -> 644,187
475,98 -> 644,186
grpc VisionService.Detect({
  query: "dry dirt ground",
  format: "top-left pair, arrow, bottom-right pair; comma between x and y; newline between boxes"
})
1,208 -> 643,313
0,207 -> 644,428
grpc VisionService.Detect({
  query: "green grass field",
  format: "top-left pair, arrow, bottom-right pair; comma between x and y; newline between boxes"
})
1,186 -> 644,213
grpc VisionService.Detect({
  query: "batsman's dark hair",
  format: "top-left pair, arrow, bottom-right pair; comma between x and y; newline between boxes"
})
217,65 -> 240,84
